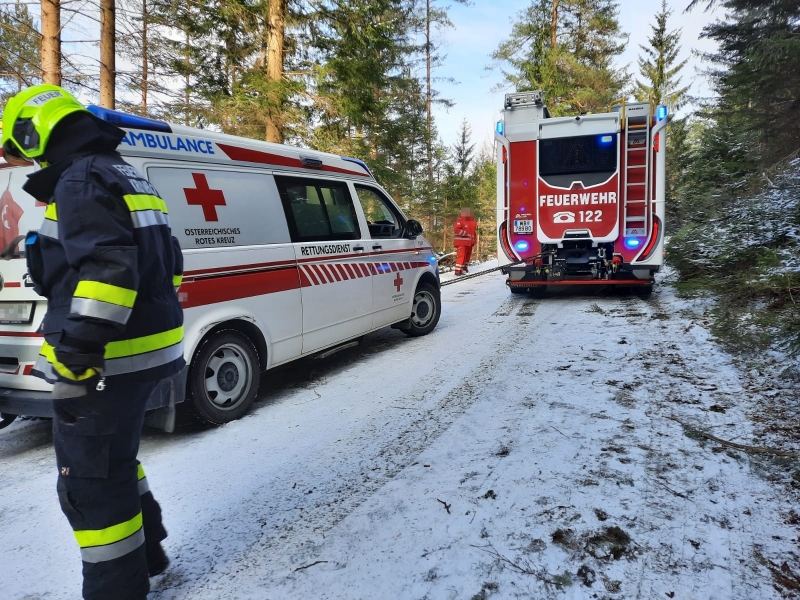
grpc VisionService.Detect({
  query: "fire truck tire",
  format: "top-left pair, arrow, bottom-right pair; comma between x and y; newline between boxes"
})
510,287 -> 527,294
187,330 -> 261,425
635,285 -> 653,299
404,282 -> 441,337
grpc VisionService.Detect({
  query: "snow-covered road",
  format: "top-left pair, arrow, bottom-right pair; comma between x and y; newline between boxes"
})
2,266 -> 797,599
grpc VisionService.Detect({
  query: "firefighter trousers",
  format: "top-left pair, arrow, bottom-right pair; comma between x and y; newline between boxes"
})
53,377 -> 167,600
455,245 -> 474,274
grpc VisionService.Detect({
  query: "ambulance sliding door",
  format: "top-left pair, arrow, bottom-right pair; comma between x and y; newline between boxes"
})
274,175 -> 373,354
352,185 -> 417,328
147,165 -> 303,366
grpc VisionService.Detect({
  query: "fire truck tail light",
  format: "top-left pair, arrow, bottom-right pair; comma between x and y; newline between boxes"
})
515,240 -> 530,252
624,238 -> 641,249
502,146 -> 507,163
640,216 -> 662,261
653,133 -> 660,152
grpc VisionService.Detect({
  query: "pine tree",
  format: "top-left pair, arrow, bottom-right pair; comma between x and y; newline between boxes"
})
633,0 -> 689,110
0,2 -> 40,102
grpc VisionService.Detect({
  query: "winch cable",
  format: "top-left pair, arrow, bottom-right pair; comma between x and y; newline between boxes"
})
439,261 -> 525,287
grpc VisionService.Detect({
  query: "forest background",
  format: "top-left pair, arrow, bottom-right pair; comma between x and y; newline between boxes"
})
1,0 -> 798,354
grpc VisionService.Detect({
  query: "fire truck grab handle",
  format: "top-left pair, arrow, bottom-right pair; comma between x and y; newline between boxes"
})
353,245 -> 365,252
651,116 -> 669,142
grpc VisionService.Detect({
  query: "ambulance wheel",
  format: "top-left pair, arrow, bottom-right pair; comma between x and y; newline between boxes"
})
187,330 -> 261,425
404,283 -> 441,337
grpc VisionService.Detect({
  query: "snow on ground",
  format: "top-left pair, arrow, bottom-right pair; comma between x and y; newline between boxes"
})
1,266 -> 798,599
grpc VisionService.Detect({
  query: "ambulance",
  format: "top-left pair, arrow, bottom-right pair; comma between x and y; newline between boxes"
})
495,91 -> 667,296
0,107 -> 440,429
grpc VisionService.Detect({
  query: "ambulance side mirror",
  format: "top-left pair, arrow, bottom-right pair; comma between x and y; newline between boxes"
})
405,219 -> 423,239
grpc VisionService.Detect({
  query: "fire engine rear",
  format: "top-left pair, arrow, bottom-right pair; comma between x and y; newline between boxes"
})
495,91 -> 667,296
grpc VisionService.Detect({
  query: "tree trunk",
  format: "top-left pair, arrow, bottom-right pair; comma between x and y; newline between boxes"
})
426,0 -> 435,233
100,0 -> 116,108
41,0 -> 61,85
442,194 -> 448,252
141,0 -> 148,115
551,0 -> 559,49
265,0 -> 287,143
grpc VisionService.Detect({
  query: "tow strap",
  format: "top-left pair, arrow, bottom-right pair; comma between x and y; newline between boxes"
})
440,262 -> 525,287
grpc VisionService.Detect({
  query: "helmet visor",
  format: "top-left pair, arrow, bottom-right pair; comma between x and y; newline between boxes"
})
12,118 -> 40,153
1,138 -> 32,165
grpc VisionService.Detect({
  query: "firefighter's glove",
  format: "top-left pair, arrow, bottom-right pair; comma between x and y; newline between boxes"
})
52,349 -> 104,391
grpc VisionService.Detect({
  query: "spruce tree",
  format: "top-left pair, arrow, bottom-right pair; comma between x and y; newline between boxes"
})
493,0 -> 628,116
633,0 -> 689,110
698,0 -> 800,166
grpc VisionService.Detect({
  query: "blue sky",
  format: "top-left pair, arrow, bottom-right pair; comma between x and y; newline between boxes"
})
431,0 -> 722,149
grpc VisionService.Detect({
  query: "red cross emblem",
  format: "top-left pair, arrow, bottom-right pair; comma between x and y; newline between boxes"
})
393,272 -> 403,292
184,173 -> 226,221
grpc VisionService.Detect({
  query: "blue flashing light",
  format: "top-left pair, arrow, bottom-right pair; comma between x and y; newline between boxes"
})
599,135 -> 613,145
341,156 -> 373,177
656,105 -> 668,121
86,105 -> 171,133
624,238 -> 641,249
496,121 -> 504,136
514,240 -> 530,252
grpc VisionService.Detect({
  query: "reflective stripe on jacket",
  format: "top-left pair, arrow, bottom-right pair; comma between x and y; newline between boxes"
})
26,152 -> 185,383
453,216 -> 477,247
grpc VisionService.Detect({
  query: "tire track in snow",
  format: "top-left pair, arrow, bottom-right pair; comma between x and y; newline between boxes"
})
151,281 -> 540,598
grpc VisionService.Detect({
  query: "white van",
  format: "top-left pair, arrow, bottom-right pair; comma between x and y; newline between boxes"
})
0,107 -> 440,429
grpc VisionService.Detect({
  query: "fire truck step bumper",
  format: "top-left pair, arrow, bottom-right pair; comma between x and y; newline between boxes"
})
508,279 -> 652,287
0,389 -> 54,418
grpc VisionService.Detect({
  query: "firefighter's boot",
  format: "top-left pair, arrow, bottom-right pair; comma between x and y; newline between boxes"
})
146,541 -> 169,577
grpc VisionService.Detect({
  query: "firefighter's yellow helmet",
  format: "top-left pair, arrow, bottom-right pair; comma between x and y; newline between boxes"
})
1,84 -> 88,160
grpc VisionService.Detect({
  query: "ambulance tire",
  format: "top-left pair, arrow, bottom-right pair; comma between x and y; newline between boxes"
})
404,282 -> 441,337
187,330 -> 261,425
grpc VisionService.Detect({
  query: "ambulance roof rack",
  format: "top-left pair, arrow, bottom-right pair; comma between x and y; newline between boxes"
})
87,105 -> 172,133
505,91 -> 545,109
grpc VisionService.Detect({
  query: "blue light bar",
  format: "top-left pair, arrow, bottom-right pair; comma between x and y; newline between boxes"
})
514,240 -> 530,252
656,105 -> 668,121
86,105 -> 172,133
496,121 -> 504,136
599,135 -> 613,145
624,238 -> 641,248
341,156 -> 373,177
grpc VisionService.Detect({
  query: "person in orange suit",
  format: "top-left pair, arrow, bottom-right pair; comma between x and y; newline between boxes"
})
453,207 -> 477,275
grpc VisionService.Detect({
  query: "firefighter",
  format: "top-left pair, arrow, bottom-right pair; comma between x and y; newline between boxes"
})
1,85 -> 184,600
453,207 -> 477,275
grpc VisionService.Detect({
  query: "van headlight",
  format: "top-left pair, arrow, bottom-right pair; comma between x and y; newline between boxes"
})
0,302 -> 34,324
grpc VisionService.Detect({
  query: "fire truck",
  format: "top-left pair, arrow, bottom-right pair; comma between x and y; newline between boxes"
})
495,91 -> 667,296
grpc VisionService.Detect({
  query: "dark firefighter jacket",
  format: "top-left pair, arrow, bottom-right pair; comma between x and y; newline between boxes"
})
23,112 -> 185,384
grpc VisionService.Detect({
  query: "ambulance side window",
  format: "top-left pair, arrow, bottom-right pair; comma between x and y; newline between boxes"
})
354,186 -> 403,239
275,176 -> 361,242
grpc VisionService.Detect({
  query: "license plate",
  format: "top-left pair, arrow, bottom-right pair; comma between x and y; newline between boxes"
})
0,302 -> 34,324
513,219 -> 533,234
